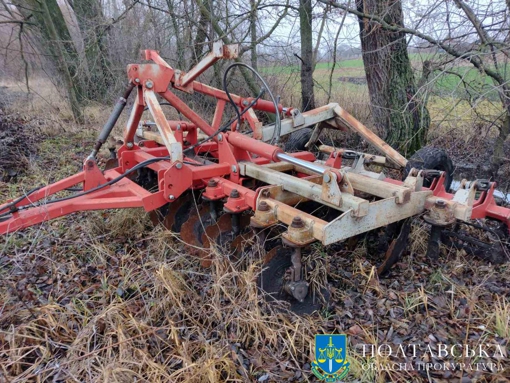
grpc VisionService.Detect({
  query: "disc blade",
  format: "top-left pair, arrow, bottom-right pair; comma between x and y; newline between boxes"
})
180,203 -> 211,255
377,218 -> 412,276
258,246 -> 328,315
163,192 -> 194,232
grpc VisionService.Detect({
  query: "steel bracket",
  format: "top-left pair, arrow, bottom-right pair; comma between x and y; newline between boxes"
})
403,169 -> 424,191
346,154 -> 386,180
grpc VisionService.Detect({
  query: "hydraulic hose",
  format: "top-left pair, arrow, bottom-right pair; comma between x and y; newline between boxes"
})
222,63 -> 281,145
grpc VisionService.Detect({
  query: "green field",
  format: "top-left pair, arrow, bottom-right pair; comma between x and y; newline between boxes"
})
261,53 -> 502,100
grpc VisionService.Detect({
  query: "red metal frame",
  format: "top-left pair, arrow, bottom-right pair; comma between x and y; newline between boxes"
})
1,50 -> 509,235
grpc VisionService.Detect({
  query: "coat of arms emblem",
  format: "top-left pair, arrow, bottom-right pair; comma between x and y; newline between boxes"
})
312,334 -> 350,381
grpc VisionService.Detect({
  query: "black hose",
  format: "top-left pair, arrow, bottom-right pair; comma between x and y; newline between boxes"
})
0,186 -> 43,214
2,66 -> 275,220
222,62 -> 281,145
0,158 -> 207,220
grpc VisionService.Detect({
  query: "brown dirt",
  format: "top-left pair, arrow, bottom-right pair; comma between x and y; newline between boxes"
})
0,109 -> 41,182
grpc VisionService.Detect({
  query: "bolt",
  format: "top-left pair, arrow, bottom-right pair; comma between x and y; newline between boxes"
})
175,162 -> 183,169
126,142 -> 134,149
176,124 -> 181,131
145,80 -> 153,89
86,160 -> 94,168
343,183 -> 348,188
169,195 -> 175,201
242,100 -> 249,106
323,173 -> 331,183
261,190 -> 271,198
134,78 -> 140,83
231,165 -> 237,173
435,199 -> 447,208
258,200 -> 270,211
230,189 -> 240,198
291,216 -> 305,229
207,179 -> 218,187
217,134 -> 223,141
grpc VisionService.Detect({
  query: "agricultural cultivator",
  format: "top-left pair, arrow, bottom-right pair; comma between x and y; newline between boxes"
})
1,43 -> 509,313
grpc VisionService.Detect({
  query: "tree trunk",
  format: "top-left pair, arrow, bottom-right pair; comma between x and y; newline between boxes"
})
250,0 -> 258,79
72,0 -> 114,101
194,0 -> 261,96
166,0 -> 185,69
356,0 -> 429,155
299,0 -> 315,111
190,6 -> 209,68
13,0 -> 85,122
491,113 -> 510,179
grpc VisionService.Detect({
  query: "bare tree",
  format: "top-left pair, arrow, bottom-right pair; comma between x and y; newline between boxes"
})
355,0 -> 430,155
298,0 -> 315,111
318,0 -> 510,177
11,0 -> 86,122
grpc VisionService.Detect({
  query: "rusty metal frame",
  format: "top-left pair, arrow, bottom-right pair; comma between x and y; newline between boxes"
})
1,46 -> 509,240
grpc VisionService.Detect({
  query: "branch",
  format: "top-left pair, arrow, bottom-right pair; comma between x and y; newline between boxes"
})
316,0 -> 507,87
0,20 -> 35,25
313,5 -> 328,67
241,0 -> 290,54
194,0 -> 260,95
452,0 -> 509,64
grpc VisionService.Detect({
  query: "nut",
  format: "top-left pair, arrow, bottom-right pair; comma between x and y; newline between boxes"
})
435,199 -> 446,208
126,142 -> 134,149
145,80 -> 153,89
175,162 -> 183,169
291,216 -> 305,229
207,179 -> 218,187
169,195 -> 175,201
230,189 -> 240,198
258,201 -> 270,211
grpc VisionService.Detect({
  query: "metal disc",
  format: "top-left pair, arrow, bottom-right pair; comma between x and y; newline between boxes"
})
377,219 -> 412,276
163,192 -> 195,232
201,214 -> 233,250
200,214 -> 233,267
258,246 -> 328,315
180,203 -> 212,255
230,230 -> 256,261
201,214 -> 253,266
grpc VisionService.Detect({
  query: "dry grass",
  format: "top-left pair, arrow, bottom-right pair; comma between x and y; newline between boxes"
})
0,77 -> 509,382
3,203 -> 508,382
